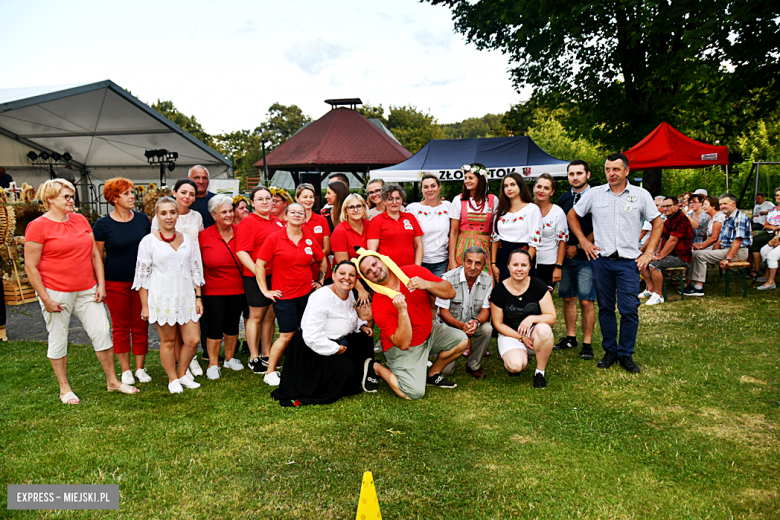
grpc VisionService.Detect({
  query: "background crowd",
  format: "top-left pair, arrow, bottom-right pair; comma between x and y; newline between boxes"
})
24,160 -> 780,405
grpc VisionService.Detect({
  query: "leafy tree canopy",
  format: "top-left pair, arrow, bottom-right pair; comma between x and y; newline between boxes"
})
385,105 -> 445,153
427,0 -> 780,192
254,103 -> 312,151
151,100 -> 213,147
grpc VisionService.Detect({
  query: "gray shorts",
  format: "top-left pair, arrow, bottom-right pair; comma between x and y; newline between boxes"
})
383,321 -> 466,400
649,255 -> 689,272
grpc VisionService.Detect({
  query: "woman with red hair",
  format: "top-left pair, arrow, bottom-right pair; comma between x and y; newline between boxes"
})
93,178 -> 152,386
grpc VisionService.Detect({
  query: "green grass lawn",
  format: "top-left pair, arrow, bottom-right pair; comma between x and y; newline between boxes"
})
2,280 -> 779,519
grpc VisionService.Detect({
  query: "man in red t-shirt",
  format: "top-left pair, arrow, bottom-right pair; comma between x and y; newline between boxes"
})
638,196 -> 693,305
357,254 -> 467,400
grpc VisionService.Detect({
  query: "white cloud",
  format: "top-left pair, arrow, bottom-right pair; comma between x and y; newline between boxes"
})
413,28 -> 455,49
283,40 -> 351,75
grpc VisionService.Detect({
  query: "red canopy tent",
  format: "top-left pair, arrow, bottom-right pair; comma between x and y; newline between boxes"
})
625,122 -> 729,170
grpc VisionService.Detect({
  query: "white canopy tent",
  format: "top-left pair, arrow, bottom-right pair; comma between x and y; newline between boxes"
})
0,80 -> 231,210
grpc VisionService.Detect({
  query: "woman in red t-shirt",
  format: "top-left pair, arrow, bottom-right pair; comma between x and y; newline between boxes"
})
366,184 -> 424,267
199,194 -> 246,379
257,203 -> 327,387
25,179 -> 138,404
236,186 -> 284,375
296,183 -> 332,283
332,193 -> 372,304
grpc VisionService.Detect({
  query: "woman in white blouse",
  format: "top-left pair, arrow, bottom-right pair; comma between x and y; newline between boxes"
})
134,197 -> 205,394
151,179 -> 204,243
271,261 -> 375,406
405,173 -> 452,276
491,172 -> 543,283
533,173 -> 569,289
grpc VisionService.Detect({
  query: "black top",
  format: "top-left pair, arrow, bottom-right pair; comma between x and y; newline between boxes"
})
93,211 -> 152,282
192,192 -> 216,228
489,277 -> 549,331
557,188 -> 594,261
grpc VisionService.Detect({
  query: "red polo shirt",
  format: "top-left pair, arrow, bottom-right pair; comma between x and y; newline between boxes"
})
372,265 -> 442,352
199,225 -> 244,296
331,219 -> 370,260
258,228 -> 325,300
303,212 -> 331,279
236,213 -> 284,277
367,212 -> 423,267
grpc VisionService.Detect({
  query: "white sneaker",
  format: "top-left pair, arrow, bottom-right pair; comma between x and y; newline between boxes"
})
168,380 -> 184,394
206,365 -> 221,380
263,370 -> 281,386
223,358 -> 244,371
121,370 -> 135,386
135,368 -> 152,383
178,376 -> 201,389
638,289 -> 653,298
646,293 -> 664,306
189,357 -> 203,377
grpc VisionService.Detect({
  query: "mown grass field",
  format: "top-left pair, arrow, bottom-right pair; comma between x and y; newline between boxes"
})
2,278 -> 779,519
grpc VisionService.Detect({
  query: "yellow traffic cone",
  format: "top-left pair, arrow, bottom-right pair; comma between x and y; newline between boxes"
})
356,471 -> 382,520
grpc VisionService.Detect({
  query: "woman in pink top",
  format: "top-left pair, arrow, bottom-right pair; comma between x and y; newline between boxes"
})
25,179 -> 138,404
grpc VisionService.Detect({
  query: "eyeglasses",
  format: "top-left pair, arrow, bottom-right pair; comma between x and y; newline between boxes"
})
346,205 -> 363,211
288,211 -> 305,217
368,189 -> 382,195
254,197 -> 272,203
62,194 -> 75,201
387,197 -> 403,203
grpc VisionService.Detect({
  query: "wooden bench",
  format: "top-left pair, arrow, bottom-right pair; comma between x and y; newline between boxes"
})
661,266 -> 686,301
723,261 -> 751,297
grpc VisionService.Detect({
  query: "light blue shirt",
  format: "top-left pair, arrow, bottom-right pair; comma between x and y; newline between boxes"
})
574,182 -> 661,259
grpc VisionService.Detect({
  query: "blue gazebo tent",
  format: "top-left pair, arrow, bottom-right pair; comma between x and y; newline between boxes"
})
371,136 -> 569,183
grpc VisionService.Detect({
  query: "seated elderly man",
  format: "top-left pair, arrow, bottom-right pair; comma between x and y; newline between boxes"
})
355,249 -> 468,400
638,196 -> 693,305
435,247 -> 493,379
685,193 -> 752,297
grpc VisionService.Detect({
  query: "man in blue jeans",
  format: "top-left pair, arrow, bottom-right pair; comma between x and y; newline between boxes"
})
567,153 -> 663,373
555,160 -> 597,360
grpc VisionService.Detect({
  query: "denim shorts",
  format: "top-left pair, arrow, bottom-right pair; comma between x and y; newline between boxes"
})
421,259 -> 449,277
558,257 -> 596,301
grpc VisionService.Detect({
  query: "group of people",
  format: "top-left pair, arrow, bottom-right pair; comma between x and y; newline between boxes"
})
634,186 -> 780,306
28,155 -> 772,405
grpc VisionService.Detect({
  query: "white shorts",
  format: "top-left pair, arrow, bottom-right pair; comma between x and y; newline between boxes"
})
39,285 -> 113,359
497,331 -> 535,357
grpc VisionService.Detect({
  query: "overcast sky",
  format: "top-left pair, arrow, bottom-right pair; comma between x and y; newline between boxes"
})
0,0 -> 528,135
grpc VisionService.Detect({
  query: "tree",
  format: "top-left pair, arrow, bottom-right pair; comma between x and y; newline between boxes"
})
441,114 -> 507,139
386,105 -> 445,153
427,0 -> 780,195
357,104 -> 387,125
151,100 -> 213,147
255,103 -> 312,151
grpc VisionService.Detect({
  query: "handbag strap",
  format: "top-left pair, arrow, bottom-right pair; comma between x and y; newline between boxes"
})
219,232 -> 244,275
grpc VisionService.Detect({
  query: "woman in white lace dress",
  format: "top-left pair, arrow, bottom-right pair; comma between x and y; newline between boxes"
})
134,197 -> 205,394
151,179 -> 204,244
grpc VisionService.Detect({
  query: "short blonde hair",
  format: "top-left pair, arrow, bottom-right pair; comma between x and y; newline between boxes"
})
340,193 -> 368,222
37,179 -> 76,210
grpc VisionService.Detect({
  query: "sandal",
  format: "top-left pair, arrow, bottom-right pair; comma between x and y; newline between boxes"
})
108,383 -> 139,394
59,391 -> 80,404
747,270 -> 759,279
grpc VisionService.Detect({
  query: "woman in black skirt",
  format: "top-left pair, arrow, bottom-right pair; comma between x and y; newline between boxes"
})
272,261 -> 375,406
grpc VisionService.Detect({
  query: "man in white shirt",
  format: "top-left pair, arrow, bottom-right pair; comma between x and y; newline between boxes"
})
436,247 -> 493,379
753,193 -> 775,231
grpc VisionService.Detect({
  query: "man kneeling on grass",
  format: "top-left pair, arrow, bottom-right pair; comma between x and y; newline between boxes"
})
354,249 -> 468,400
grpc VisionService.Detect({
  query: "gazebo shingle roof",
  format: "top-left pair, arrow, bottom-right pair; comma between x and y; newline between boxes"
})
254,108 -> 411,171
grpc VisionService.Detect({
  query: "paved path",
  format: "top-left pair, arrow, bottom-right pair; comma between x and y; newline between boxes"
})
5,301 -> 165,349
